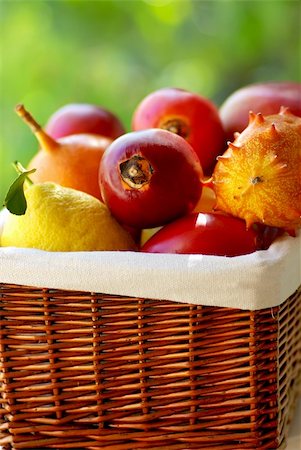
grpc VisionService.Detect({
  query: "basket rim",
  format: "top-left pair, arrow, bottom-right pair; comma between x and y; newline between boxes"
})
0,230 -> 300,311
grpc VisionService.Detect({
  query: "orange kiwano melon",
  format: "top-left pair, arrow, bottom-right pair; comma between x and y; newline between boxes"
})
212,108 -> 301,230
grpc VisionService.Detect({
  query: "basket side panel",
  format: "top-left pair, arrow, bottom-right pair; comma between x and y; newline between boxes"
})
0,283 -> 300,449
277,287 -> 301,446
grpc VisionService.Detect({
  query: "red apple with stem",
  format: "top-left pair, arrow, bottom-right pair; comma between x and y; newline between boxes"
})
99,129 -> 203,229
132,87 -> 226,175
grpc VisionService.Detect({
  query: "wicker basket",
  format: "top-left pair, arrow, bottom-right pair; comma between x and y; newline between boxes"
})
0,281 -> 300,450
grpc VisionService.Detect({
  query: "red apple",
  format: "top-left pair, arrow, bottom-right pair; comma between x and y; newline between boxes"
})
141,212 -> 284,256
99,129 -> 203,229
220,81 -> 301,141
132,87 -> 226,175
45,103 -> 126,140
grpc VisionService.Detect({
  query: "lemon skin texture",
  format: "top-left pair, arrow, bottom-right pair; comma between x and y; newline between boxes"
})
1,182 -> 136,252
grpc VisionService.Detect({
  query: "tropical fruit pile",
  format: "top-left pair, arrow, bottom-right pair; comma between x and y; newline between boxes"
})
1,81 -> 300,256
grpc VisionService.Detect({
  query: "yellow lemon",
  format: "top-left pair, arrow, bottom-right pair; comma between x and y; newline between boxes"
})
1,182 -> 136,252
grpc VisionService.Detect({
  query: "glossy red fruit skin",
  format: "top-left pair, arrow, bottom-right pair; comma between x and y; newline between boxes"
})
220,82 -> 301,141
45,103 -> 125,140
99,129 -> 203,229
141,212 -> 282,256
132,87 -> 226,175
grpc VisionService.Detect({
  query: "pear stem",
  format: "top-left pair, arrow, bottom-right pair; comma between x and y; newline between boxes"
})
15,104 -> 59,151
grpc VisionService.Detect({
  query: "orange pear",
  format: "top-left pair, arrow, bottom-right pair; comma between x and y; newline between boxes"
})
15,104 -> 112,201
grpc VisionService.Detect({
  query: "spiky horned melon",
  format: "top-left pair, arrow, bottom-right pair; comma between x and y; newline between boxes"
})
212,108 -> 301,230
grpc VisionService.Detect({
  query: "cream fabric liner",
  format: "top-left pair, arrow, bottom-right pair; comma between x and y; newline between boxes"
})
0,206 -> 300,311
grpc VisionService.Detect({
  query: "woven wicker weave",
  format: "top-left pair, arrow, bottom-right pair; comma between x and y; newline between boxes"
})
0,283 -> 300,449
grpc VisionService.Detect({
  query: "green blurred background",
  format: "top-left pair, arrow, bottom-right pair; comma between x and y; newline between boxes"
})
0,0 -> 300,204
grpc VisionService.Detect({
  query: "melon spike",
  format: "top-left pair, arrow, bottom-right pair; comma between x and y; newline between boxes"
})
279,106 -> 292,115
268,152 -> 279,165
266,151 -> 288,172
273,160 -> 288,173
217,154 -> 230,161
248,111 -> 256,123
202,177 -> 214,188
228,142 -> 241,151
244,213 -> 257,229
255,112 -> 265,124
269,123 -> 279,137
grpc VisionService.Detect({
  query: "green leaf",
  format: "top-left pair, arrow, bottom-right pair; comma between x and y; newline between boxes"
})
3,164 -> 36,215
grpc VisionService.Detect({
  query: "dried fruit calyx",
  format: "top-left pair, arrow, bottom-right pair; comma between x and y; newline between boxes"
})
212,108 -> 301,230
119,155 -> 154,190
